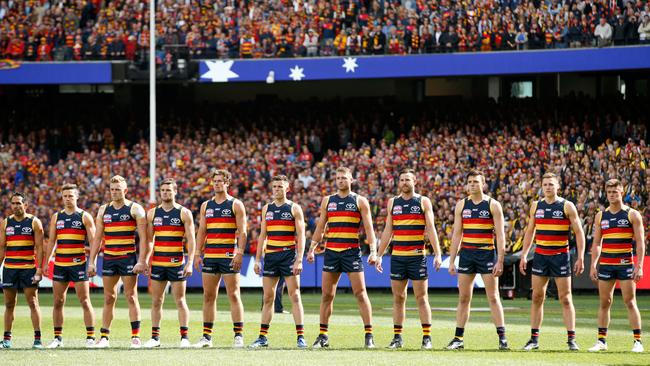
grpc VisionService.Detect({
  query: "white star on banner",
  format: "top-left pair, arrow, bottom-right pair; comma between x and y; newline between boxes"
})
201,60 -> 239,82
342,57 -> 358,73
289,65 -> 305,81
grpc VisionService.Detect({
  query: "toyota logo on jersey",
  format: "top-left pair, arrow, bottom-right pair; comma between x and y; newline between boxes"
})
410,205 -> 421,213
21,227 -> 33,234
479,210 -> 490,218
281,212 -> 292,219
170,218 -> 181,225
617,219 -> 629,226
222,209 -> 232,216
345,203 -> 357,210
120,214 -> 131,221
552,210 -> 563,218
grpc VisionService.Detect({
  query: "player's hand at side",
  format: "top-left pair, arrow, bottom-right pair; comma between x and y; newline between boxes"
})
182,262 -> 193,278
254,261 -> 262,276
434,254 -> 442,272
292,258 -> 303,276
193,255 -> 203,271
518,257 -> 528,276
448,261 -> 457,276
306,249 -> 315,264
492,261 -> 503,277
633,266 -> 644,283
367,253 -> 377,266
87,263 -> 97,277
133,261 -> 147,275
589,265 -> 598,282
375,256 -> 383,273
573,257 -> 584,276
231,253 -> 243,272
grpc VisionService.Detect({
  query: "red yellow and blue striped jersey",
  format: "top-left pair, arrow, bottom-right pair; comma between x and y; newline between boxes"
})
599,207 -> 634,266
534,198 -> 570,255
390,195 -> 426,256
265,201 -> 296,254
152,205 -> 185,267
55,209 -> 88,267
102,202 -> 137,260
203,198 -> 237,259
460,197 -> 495,251
325,193 -> 361,252
3,215 -> 36,269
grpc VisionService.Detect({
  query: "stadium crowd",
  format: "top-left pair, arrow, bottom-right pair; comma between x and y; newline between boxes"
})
1,0 -> 650,61
0,96 -> 648,256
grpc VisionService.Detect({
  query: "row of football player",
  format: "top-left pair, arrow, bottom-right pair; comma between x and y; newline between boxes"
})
0,168 -> 644,352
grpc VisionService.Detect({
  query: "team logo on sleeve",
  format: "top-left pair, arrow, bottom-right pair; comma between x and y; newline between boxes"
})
56,220 -> 65,229
327,202 -> 338,211
265,212 -> 274,221
462,209 -> 472,218
600,220 -> 609,230
6,227 -> 14,236
153,217 -> 163,226
535,209 -> 545,218
103,214 -> 112,223
205,209 -> 214,218
393,205 -> 403,215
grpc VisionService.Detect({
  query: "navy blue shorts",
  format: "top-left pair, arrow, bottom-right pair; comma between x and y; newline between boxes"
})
390,255 -> 428,281
53,264 -> 88,282
150,265 -> 185,282
531,252 -> 571,278
2,267 -> 38,289
102,255 -> 137,277
457,249 -> 496,274
598,264 -> 634,281
323,248 -> 363,273
263,250 -> 296,277
202,257 -> 238,275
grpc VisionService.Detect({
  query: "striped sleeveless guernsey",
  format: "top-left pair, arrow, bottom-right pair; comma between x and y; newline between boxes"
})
152,206 -> 185,267
534,198 -> 570,255
3,215 -> 36,269
55,210 -> 88,266
265,201 -> 296,253
599,208 -> 634,266
204,198 -> 237,259
102,202 -> 137,260
325,193 -> 361,252
460,197 -> 495,250
390,195 -> 426,256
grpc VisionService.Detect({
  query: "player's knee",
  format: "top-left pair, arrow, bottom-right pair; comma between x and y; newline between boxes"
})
262,293 -> 275,306
599,296 -> 612,309
53,296 -> 66,309
623,296 -> 637,310
415,292 -> 428,306
531,291 -> 545,305
353,288 -> 368,301
289,290 -> 301,304
175,296 -> 187,308
458,293 -> 472,305
104,293 -> 117,306
27,296 -> 39,310
227,290 -> 241,303
321,291 -> 335,304
487,292 -> 500,306
203,291 -> 217,304
125,291 -> 138,306
152,297 -> 164,308
80,298 -> 93,310
559,293 -> 572,307
4,300 -> 16,311
394,292 -> 407,303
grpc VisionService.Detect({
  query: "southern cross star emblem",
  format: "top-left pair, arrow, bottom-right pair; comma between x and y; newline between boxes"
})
342,57 -> 358,73
201,60 -> 239,82
289,65 -> 305,81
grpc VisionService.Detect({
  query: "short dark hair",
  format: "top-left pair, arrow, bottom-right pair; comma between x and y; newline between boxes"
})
10,192 -> 26,202
399,168 -> 416,177
160,178 -> 177,190
272,175 -> 289,182
605,178 -> 623,190
466,169 -> 484,180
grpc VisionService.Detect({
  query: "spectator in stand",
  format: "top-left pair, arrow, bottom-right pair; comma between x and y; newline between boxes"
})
640,15 -> 650,44
594,16 -> 613,47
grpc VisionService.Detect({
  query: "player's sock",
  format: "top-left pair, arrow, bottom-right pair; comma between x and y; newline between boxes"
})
34,330 -> 41,342
86,326 -> 95,340
496,326 -> 506,341
455,327 -> 465,341
598,327 -> 607,343
100,328 -> 110,340
567,330 -> 576,342
295,324 -> 305,337
3,332 -> 11,341
203,322 -> 213,341
259,324 -> 269,337
633,329 -> 641,342
530,328 -> 539,343
422,324 -> 431,339
180,326 -> 189,340
233,322 -> 244,337
131,321 -> 141,338
54,327 -> 63,341
393,325 -> 403,337
364,324 -> 372,335
319,323 -> 328,336
152,327 -> 160,341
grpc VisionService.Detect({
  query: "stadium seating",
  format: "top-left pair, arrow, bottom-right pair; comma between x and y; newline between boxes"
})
2,0 -> 649,61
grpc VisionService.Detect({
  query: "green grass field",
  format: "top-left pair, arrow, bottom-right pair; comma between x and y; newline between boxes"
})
1,289 -> 648,365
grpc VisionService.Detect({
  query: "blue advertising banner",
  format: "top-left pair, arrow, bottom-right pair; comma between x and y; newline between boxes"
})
199,46 -> 650,83
0,61 -> 112,84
